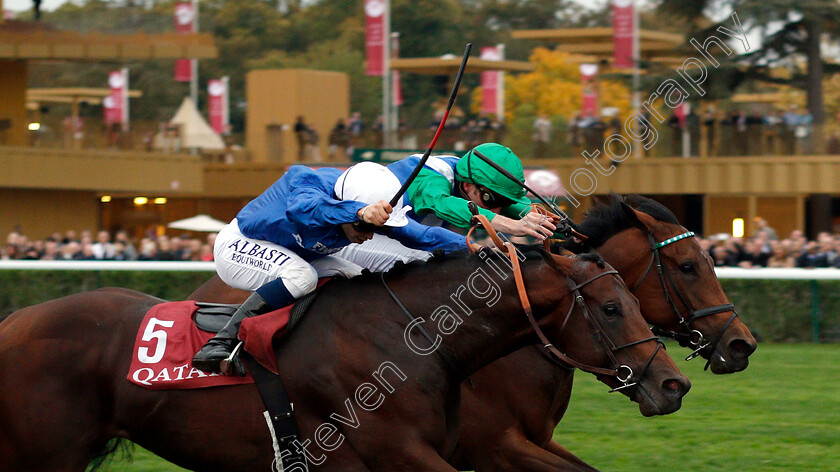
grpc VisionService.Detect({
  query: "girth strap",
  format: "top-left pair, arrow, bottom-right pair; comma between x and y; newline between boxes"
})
380,272 -> 437,348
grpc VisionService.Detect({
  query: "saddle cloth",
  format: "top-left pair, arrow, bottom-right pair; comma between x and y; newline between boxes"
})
127,282 -> 326,390
127,301 -> 257,390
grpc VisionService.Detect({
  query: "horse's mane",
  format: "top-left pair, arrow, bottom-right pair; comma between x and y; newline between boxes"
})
576,251 -> 606,268
562,193 -> 679,252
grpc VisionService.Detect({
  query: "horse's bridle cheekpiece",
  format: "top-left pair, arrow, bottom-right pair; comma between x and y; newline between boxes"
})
465,213 -> 661,394
632,230 -> 739,371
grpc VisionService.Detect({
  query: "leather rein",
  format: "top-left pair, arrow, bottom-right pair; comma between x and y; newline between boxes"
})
630,230 -> 738,371
466,213 -> 662,393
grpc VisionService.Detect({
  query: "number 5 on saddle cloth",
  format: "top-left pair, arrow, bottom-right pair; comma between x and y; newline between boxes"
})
127,291 -> 322,471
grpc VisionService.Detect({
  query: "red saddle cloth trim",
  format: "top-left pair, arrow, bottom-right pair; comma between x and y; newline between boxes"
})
239,306 -> 289,375
127,301 -> 256,390
239,279 -> 330,374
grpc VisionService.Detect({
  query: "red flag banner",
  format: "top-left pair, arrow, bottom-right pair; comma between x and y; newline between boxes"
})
208,78 -> 229,135
174,2 -> 194,81
480,46 -> 501,116
174,59 -> 191,82
365,0 -> 386,76
103,95 -> 117,125
174,2 -> 194,34
612,0 -> 634,69
674,100 -> 688,127
580,64 -> 599,118
105,70 -> 126,126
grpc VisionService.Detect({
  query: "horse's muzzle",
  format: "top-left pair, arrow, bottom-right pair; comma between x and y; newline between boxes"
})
636,372 -> 691,417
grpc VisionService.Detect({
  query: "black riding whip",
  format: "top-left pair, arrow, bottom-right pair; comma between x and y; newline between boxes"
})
355,43 -> 472,233
389,43 -> 472,207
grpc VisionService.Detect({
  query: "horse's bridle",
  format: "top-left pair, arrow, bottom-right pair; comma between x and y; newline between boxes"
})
631,230 -> 738,370
466,214 -> 663,394
504,243 -> 662,394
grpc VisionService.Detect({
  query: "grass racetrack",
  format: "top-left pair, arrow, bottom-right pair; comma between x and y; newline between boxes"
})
98,343 -> 840,472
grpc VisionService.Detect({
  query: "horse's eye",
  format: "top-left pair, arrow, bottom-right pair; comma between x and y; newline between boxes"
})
602,304 -> 620,317
679,261 -> 695,274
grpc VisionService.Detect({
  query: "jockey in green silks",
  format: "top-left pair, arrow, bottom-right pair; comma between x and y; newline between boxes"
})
385,142 -> 558,239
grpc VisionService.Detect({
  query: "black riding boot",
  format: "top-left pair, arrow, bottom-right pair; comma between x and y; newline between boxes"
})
192,292 -> 273,375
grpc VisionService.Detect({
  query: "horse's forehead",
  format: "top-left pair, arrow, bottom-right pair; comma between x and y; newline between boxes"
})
655,223 -> 702,257
571,260 -> 622,293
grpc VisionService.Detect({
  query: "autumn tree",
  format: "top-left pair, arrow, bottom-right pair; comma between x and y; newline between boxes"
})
480,48 -> 630,156
658,0 -> 840,130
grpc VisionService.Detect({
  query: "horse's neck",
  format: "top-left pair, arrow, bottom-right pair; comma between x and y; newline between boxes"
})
391,256 -> 566,380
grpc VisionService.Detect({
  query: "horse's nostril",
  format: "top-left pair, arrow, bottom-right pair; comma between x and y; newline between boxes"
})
663,379 -> 681,392
662,377 -> 690,397
729,338 -> 757,358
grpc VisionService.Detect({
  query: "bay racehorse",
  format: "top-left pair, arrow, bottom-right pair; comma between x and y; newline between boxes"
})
448,195 -> 758,472
0,247 -> 688,471
190,194 -> 757,472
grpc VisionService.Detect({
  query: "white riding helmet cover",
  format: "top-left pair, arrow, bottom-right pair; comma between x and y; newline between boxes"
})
334,162 -> 411,228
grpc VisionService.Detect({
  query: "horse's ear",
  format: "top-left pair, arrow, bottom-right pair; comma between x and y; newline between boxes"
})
620,201 -> 659,234
540,250 -> 575,276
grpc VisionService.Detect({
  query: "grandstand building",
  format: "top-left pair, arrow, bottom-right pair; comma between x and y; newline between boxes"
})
1,15 -> 838,240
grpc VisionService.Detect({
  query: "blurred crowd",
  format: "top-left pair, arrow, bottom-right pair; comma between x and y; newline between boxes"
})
6,218 -> 840,269
558,105 -> 823,159
667,105 -> 821,158
296,110 -> 508,162
703,219 -> 840,268
2,229 -> 216,262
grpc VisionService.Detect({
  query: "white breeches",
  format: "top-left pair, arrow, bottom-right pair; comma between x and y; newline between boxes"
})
214,220 -> 364,297
334,233 -> 432,273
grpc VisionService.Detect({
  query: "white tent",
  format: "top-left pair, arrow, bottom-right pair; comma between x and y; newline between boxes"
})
167,97 -> 225,150
167,214 -> 228,232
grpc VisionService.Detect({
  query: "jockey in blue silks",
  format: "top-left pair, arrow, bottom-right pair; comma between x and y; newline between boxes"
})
193,162 -> 465,375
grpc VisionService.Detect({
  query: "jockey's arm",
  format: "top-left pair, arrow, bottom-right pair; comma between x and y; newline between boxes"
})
387,219 -> 466,253
286,186 -> 366,248
407,169 -> 498,229
408,170 -> 555,239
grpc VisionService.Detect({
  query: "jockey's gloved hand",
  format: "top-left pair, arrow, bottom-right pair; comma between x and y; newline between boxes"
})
358,200 -> 393,226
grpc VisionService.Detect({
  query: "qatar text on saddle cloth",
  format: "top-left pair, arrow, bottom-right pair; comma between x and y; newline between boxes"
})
127,300 -> 298,389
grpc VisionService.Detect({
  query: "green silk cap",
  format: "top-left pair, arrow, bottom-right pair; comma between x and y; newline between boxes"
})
455,143 -> 530,205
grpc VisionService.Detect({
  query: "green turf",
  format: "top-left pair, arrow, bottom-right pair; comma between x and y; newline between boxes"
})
558,343 -> 840,471
96,344 -> 840,472
97,449 -> 188,472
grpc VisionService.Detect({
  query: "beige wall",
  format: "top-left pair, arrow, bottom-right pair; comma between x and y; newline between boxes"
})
705,196 -> 748,236
203,163 -> 287,198
0,146 -> 203,193
0,189 -> 98,239
704,195 -> 802,237
246,69 -> 349,164
527,155 -> 840,195
756,196 -> 802,240
0,60 -> 27,146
